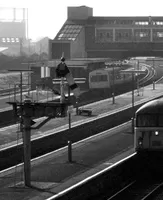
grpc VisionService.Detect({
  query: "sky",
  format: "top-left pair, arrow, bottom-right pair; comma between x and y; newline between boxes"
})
0,0 -> 163,40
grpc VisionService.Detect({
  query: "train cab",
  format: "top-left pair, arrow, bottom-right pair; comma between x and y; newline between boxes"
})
135,99 -> 163,152
89,69 -> 110,89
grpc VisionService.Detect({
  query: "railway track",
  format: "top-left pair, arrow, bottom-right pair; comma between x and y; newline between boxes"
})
138,64 -> 155,86
0,64 -> 159,171
108,180 -> 163,200
0,80 -> 161,172
0,63 -> 156,129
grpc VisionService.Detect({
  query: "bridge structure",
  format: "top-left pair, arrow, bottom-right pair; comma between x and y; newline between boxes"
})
49,6 -> 163,60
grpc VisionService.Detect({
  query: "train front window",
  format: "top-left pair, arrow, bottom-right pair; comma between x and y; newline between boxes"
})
136,114 -> 163,127
136,114 -> 157,127
90,75 -> 108,82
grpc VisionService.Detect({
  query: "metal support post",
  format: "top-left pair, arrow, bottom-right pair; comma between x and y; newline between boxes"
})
14,84 -> 16,102
60,77 -> 65,103
22,114 -> 31,187
137,78 -> 140,96
153,59 -> 155,90
68,86 -> 71,129
68,113 -> 71,129
112,93 -> 115,104
112,65 -> 115,104
20,72 -> 23,133
76,102 -> 79,115
68,140 -> 72,163
20,72 -> 23,103
153,81 -> 155,90
28,69 -> 30,96
137,61 -> 140,96
132,72 -> 134,110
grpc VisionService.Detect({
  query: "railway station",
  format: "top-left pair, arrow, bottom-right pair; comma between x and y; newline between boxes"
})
30,5 -> 163,92
0,81 -> 163,199
1,5 -> 163,200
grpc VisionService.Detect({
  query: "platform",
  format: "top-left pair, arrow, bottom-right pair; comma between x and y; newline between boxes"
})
1,83 -> 163,149
0,82 -> 163,200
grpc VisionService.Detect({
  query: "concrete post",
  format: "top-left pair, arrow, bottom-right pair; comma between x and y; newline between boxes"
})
68,141 -> 72,163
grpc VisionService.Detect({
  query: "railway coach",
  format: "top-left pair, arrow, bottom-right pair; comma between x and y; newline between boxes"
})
134,99 -> 163,171
135,99 -> 163,152
89,67 -> 132,89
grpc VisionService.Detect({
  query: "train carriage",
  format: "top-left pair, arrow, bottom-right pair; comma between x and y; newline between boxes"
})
89,67 -> 131,89
135,99 -> 163,152
135,99 -> 163,171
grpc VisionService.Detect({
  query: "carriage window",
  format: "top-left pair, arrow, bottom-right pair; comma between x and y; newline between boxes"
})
136,114 -> 157,127
90,75 -> 108,82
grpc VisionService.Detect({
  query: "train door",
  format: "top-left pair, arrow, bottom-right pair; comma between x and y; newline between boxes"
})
142,131 -> 151,149
136,131 -> 150,150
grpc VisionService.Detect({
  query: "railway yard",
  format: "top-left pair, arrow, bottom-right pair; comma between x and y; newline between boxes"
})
0,79 -> 163,199
3,6 -> 163,200
0,63 -> 161,199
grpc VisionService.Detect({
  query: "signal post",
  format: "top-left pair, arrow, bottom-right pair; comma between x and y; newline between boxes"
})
7,100 -> 70,187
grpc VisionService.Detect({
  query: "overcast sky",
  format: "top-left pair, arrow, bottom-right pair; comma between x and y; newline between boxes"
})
0,0 -> 163,40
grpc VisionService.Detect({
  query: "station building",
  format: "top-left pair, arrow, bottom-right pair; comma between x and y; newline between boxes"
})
31,5 -> 163,90
49,5 -> 163,60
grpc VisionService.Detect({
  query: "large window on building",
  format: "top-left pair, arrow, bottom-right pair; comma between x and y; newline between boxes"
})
56,25 -> 83,41
135,21 -> 149,25
154,21 -> 163,25
134,29 -> 151,41
0,37 -> 20,43
95,29 -> 113,43
153,29 -> 163,42
115,29 -> 132,42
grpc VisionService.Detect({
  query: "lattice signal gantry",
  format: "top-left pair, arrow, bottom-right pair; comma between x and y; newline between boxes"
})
7,101 -> 71,119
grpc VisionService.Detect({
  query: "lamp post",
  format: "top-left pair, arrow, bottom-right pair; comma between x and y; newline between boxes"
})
132,71 -> 135,110
28,39 -> 31,95
152,58 -> 155,90
136,60 -> 140,96
112,64 -> 115,104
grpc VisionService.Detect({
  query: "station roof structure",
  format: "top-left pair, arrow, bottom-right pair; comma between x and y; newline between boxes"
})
50,5 -> 163,61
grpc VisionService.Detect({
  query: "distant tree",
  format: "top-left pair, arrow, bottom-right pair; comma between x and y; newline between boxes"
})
30,53 -> 40,61
40,52 -> 48,61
